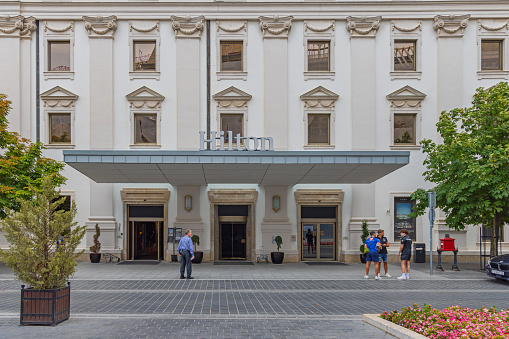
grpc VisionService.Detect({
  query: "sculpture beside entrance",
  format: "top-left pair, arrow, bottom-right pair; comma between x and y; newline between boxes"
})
199,131 -> 274,151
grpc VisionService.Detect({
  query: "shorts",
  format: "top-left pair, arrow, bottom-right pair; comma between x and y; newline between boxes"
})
366,252 -> 379,262
378,253 -> 388,263
401,252 -> 411,261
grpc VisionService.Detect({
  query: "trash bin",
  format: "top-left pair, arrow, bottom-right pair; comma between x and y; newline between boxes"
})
414,243 -> 426,263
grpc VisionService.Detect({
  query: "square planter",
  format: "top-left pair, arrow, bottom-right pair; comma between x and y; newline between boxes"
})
20,283 -> 71,326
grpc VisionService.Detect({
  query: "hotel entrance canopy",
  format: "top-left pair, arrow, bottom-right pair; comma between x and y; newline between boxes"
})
63,150 -> 409,185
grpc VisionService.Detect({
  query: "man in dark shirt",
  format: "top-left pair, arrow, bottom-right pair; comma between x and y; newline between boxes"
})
306,229 -> 314,254
397,229 -> 412,280
378,229 -> 391,278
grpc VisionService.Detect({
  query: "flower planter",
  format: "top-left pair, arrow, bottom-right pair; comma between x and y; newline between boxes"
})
271,252 -> 285,264
20,283 -> 71,326
90,253 -> 101,263
171,254 -> 178,262
360,253 -> 367,263
192,251 -> 203,264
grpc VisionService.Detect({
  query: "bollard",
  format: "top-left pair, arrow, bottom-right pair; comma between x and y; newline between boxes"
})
436,249 -> 444,271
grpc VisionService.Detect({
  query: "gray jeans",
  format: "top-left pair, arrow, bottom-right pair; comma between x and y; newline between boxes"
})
180,250 -> 192,278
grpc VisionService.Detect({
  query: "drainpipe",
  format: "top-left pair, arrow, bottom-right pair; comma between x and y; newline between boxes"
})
206,19 -> 211,150
35,20 -> 40,142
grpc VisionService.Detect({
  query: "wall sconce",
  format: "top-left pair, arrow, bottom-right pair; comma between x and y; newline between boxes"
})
184,195 -> 192,212
272,195 -> 280,213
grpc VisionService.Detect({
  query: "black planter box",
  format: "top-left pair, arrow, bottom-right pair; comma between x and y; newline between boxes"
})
271,252 -> 284,264
192,251 -> 204,264
20,283 -> 71,326
90,253 -> 101,263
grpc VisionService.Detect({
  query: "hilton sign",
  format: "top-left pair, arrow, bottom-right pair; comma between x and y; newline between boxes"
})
199,131 -> 274,151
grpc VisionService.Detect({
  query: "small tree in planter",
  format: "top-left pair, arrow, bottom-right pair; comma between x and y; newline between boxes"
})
89,224 -> 101,263
191,234 -> 203,264
359,219 -> 369,263
271,235 -> 284,264
0,177 -> 86,326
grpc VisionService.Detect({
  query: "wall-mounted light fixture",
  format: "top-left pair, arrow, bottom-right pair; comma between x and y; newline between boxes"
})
184,195 -> 192,212
272,195 -> 280,213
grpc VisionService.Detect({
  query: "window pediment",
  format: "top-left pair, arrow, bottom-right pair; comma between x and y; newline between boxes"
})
126,86 -> 164,109
386,85 -> 426,108
300,86 -> 339,108
40,86 -> 78,107
213,86 -> 252,108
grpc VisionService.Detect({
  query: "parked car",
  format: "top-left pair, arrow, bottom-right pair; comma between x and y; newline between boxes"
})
486,254 -> 509,281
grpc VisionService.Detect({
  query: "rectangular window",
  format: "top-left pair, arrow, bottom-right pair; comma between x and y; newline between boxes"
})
49,113 -> 71,144
133,41 -> 156,71
48,41 -> 71,71
394,114 -> 416,145
481,40 -> 503,71
221,114 -> 243,144
308,114 -> 330,145
307,41 -> 330,71
220,41 -> 243,72
394,197 -> 416,241
394,40 -> 416,71
134,114 -> 157,144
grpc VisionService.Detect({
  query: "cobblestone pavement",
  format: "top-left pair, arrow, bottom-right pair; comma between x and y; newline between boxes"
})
0,261 -> 505,338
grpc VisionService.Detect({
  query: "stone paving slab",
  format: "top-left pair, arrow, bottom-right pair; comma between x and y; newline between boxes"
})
0,316 -> 393,339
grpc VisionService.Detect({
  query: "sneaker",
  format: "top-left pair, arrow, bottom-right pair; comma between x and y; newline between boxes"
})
384,273 -> 392,278
405,275 -> 410,280
397,275 -> 407,280
364,275 -> 369,279
375,275 -> 381,280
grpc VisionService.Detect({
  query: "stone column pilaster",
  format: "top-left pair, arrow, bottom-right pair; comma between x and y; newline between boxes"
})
83,15 -> 118,253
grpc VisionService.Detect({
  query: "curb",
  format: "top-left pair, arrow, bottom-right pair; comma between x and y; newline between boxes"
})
363,314 -> 428,339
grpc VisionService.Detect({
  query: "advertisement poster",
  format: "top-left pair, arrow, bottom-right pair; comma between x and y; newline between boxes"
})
394,197 -> 416,241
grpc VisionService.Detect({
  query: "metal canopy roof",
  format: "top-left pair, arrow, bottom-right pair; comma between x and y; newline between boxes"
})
63,150 -> 410,185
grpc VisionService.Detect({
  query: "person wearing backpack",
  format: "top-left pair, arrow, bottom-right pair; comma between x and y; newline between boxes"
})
364,231 -> 381,280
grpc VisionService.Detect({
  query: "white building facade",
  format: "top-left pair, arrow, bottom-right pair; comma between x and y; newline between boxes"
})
1,0 -> 508,262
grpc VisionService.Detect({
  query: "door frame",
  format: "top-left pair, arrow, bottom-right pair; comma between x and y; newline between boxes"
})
295,189 -> 344,262
128,218 -> 164,260
219,219 -> 248,260
301,220 -> 336,261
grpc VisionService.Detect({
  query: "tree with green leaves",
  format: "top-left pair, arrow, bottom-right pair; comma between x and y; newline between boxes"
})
0,177 -> 86,289
0,94 -> 65,218
411,82 -> 509,257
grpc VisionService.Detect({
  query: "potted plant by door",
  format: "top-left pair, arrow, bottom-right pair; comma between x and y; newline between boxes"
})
359,219 -> 369,263
0,177 -> 86,326
191,234 -> 203,264
89,224 -> 101,263
271,235 -> 284,264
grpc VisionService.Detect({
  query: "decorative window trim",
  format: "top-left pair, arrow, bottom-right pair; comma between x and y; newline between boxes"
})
303,20 -> 335,81
300,86 -> 339,148
43,21 -> 75,80
477,19 -> 509,80
387,85 -> 426,150
40,86 -> 78,148
129,20 -> 160,80
126,86 -> 165,148
216,21 -> 248,81
390,20 -> 422,80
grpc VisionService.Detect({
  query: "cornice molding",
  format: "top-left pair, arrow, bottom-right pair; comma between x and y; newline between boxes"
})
304,20 -> 335,33
478,19 -> 509,32
44,21 -> 74,33
126,86 -> 165,109
217,20 -> 247,33
391,20 -> 422,33
346,16 -> 381,37
40,86 -> 78,108
0,15 -> 36,38
171,15 -> 205,38
83,15 -> 117,37
258,15 -> 293,38
129,20 -> 159,33
433,14 -> 470,37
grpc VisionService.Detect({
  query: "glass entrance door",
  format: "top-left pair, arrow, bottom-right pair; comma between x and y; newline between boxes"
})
131,221 -> 162,260
220,223 -> 247,259
302,223 -> 335,260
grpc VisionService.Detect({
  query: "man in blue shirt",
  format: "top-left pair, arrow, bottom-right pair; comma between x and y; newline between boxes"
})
364,231 -> 381,280
177,229 -> 195,279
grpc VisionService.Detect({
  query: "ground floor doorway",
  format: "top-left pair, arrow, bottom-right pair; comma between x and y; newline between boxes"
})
220,223 -> 247,260
127,204 -> 165,261
302,223 -> 336,260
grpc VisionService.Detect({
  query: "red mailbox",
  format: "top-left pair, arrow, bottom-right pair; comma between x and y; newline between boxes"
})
440,236 -> 455,251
